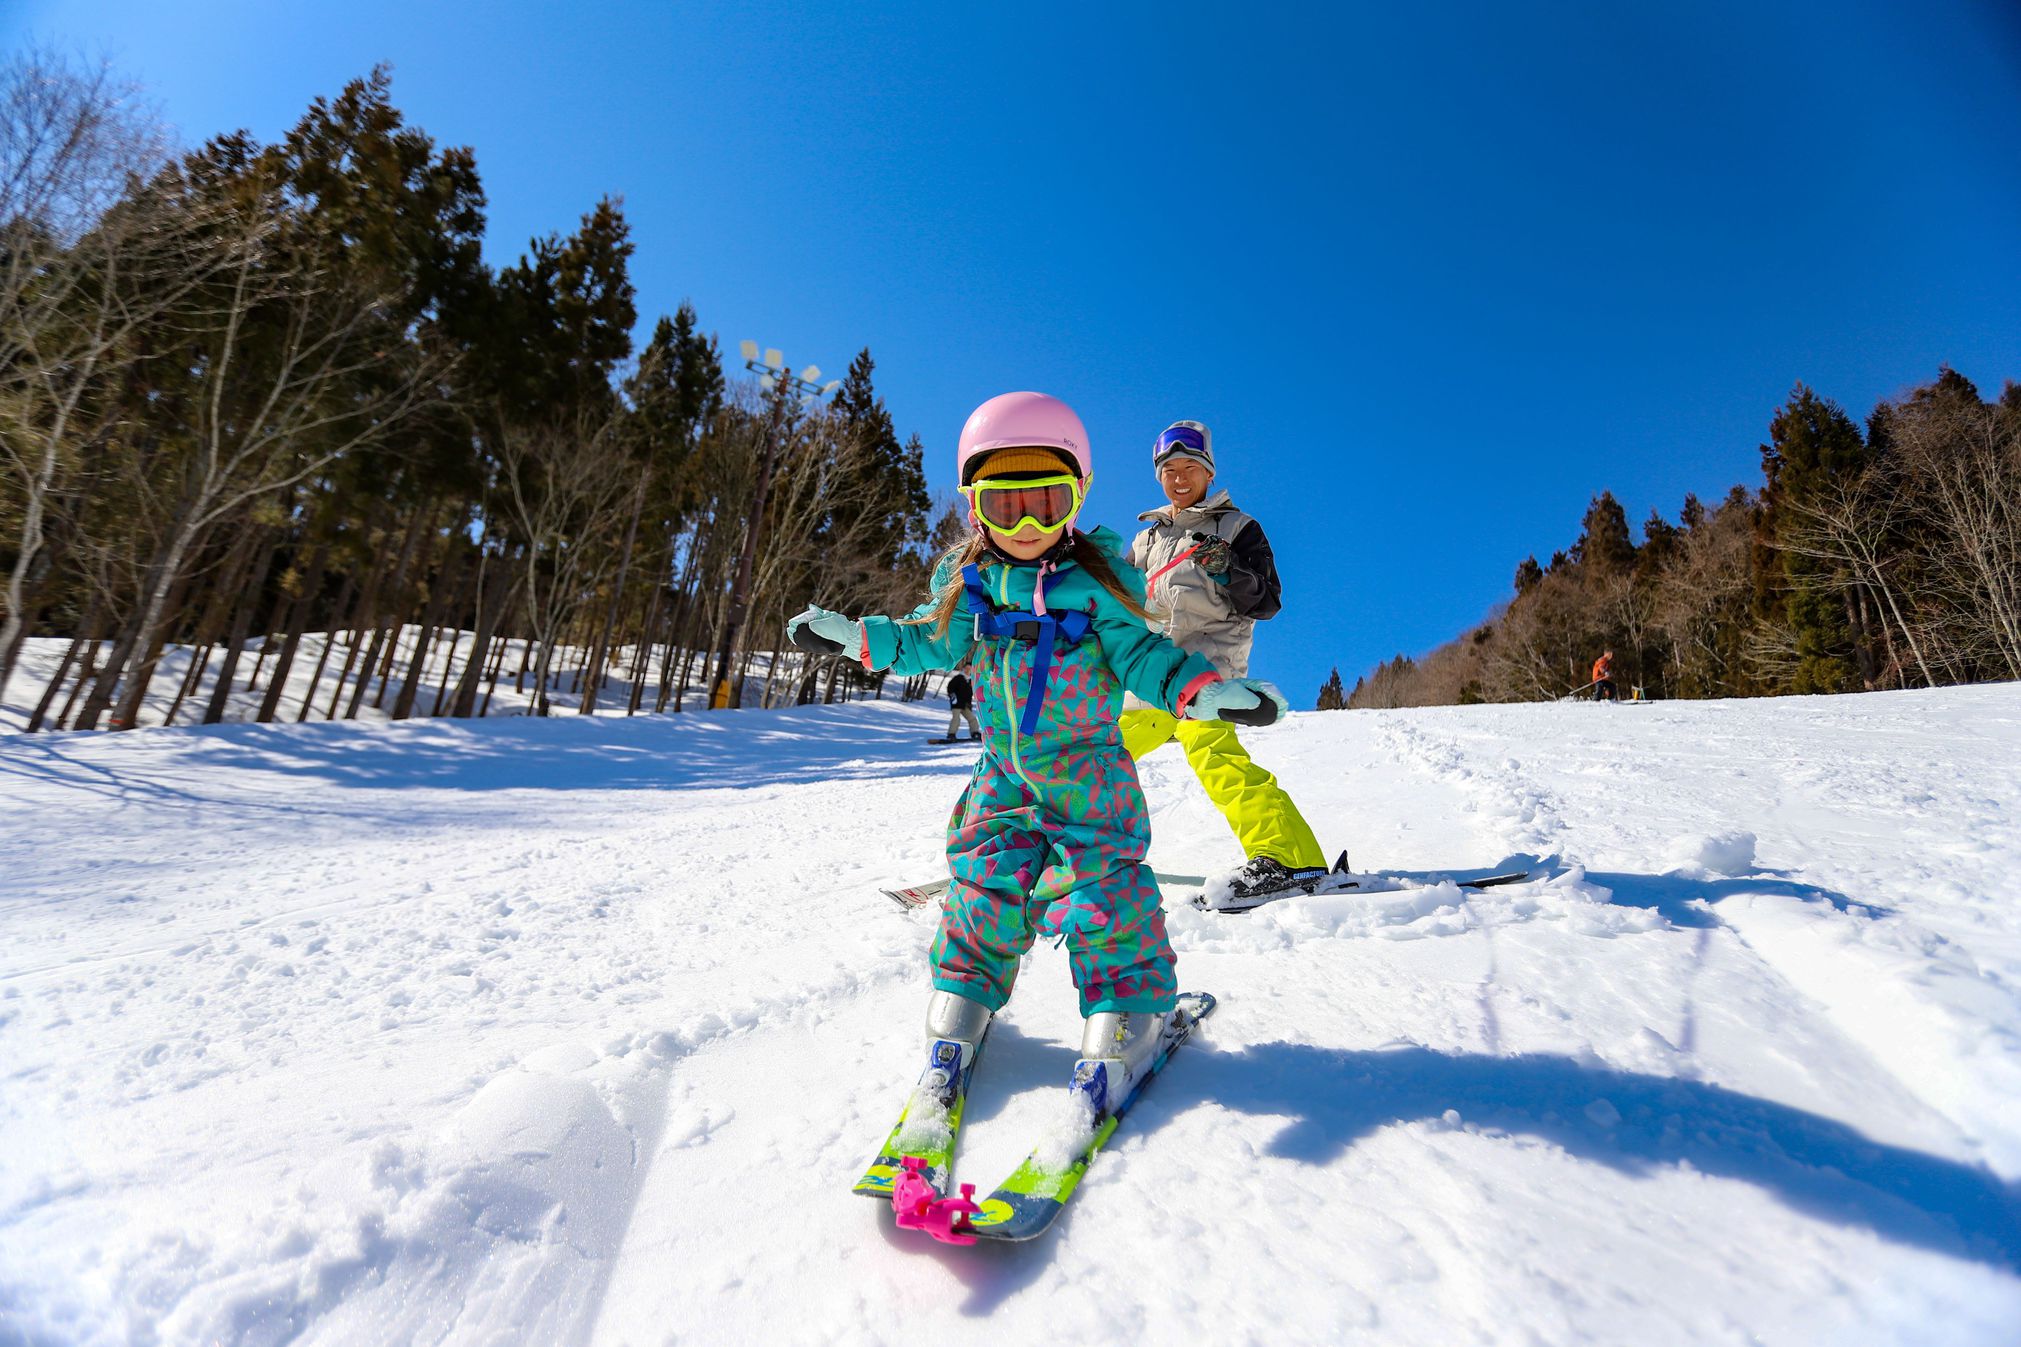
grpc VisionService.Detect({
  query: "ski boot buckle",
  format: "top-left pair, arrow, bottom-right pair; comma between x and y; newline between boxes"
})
891,1156 -> 981,1245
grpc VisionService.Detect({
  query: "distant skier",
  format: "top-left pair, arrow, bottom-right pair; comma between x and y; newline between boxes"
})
1122,420 -> 1328,907
1592,650 -> 1617,702
943,670 -> 979,741
788,392 -> 1286,1171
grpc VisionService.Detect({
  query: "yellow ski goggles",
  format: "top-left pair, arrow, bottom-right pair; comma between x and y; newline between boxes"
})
961,472 -> 1086,535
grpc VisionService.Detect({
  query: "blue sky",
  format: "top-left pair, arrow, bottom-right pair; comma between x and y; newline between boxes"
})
11,1 -> 2020,704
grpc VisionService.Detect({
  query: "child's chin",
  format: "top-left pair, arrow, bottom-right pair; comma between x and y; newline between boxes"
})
992,534 -> 1050,558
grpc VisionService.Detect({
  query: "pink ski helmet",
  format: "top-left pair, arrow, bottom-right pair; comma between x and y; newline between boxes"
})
956,392 -> 1092,485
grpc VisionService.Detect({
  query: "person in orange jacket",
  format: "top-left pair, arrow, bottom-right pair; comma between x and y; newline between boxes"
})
1592,650 -> 1617,702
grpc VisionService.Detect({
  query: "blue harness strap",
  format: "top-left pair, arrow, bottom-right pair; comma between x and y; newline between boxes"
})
961,563 -> 1092,735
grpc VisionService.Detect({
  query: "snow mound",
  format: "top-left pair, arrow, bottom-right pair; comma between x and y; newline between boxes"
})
1666,830 -> 1758,878
438,1068 -> 633,1218
146,1063 -> 646,1346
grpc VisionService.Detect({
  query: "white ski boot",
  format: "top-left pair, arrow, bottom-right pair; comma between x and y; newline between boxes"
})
1069,1008 -> 1172,1120
895,989 -> 992,1153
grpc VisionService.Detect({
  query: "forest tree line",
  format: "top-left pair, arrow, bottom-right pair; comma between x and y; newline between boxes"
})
1,55 -> 943,731
1329,368 -> 2021,709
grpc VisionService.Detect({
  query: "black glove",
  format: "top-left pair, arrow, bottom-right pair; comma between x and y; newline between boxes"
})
1189,532 -> 1233,578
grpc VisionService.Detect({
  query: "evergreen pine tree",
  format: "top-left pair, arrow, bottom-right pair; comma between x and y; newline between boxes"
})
1570,492 -> 1636,576
1755,383 -> 1870,693
1316,667 -> 1348,710
829,349 -> 929,590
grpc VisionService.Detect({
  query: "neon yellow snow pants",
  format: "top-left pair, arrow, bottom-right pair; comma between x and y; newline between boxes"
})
1119,708 -> 1326,870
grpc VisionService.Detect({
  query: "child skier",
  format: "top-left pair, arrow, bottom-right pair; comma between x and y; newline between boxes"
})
787,392 -> 1285,1175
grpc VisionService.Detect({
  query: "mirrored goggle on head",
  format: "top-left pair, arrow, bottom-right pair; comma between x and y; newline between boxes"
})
1152,424 -> 1207,461
961,473 -> 1084,533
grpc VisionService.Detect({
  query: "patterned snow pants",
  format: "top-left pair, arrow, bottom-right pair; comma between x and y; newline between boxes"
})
931,747 -> 1178,1017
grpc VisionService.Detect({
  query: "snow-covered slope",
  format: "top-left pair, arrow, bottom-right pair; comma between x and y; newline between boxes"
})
3,688 -> 2018,1345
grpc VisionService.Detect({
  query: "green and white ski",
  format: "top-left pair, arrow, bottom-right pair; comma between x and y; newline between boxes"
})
962,991 -> 1217,1243
852,1033 -> 986,1201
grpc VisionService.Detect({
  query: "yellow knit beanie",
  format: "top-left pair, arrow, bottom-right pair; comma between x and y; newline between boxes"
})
969,447 -> 1075,481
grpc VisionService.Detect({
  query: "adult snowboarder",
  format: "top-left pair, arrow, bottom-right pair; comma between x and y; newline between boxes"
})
1592,650 -> 1617,702
1122,420 -> 1328,906
943,670 -> 980,740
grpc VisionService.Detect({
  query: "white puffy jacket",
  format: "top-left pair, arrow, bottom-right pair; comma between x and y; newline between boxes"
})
1125,490 -> 1282,681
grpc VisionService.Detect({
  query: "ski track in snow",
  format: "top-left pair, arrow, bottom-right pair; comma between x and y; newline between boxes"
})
2,689 -> 2020,1345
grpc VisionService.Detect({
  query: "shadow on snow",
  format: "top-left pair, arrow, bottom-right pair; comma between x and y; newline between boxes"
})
1382,854 -> 1882,928
0,703 -> 975,807
934,1042 -> 2018,1311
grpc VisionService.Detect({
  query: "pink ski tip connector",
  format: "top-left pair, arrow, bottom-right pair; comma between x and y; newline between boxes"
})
890,1156 -> 982,1245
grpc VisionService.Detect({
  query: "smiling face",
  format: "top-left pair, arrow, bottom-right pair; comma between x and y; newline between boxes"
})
1158,457 -> 1212,511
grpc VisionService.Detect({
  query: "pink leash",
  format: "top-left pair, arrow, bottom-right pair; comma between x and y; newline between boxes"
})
1143,544 -> 1201,591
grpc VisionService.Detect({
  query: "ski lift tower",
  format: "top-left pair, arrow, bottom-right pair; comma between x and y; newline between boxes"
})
708,342 -> 843,709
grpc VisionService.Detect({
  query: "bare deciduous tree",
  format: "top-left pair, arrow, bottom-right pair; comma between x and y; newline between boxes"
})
1889,396 -> 2021,679
73,214 -> 448,730
1773,468 -> 1936,688
498,408 -> 635,714
0,49 -> 219,702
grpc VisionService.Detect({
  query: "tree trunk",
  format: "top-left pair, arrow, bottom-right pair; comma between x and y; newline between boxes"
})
479,599 -> 516,717
627,583 -> 664,715
392,533 -> 466,721
581,478 -> 648,713
451,546 -> 517,718
164,644 -> 214,728
326,557 -> 389,721
244,538 -> 307,693
255,541 -> 330,723
375,512 -> 450,714
202,532 -> 284,725
55,630 -> 102,729
109,556 -> 202,731
74,520 -> 188,731
297,572 -> 358,721
0,516 -> 71,704
162,528 -> 263,728
429,557 -> 483,717
25,594 -> 102,732
361,510 -> 436,715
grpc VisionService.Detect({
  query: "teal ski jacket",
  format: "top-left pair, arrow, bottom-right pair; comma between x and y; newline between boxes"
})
862,528 -> 1218,788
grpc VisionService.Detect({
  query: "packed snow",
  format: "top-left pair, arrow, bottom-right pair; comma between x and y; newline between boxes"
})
2,680 -> 2019,1345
